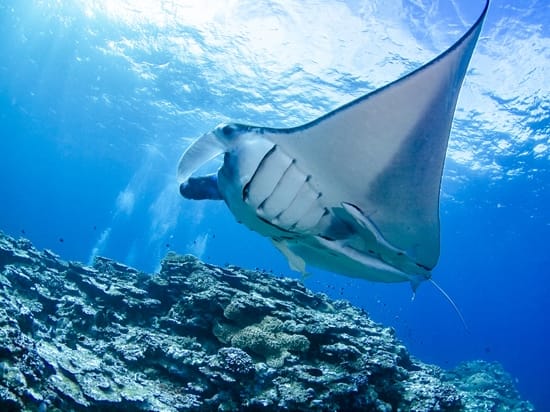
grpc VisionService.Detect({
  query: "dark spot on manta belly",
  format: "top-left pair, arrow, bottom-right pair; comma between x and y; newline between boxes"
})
416,262 -> 430,270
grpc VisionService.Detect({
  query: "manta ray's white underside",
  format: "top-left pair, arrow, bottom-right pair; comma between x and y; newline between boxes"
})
177,0 -> 489,287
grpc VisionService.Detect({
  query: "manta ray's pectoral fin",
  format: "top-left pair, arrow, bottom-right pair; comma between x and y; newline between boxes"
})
335,202 -> 431,280
312,235 -> 417,283
271,238 -> 307,275
338,202 -> 403,255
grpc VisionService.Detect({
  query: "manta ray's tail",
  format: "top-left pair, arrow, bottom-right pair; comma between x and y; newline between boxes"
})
428,279 -> 469,332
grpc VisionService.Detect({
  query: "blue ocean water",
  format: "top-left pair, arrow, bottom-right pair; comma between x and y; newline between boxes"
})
1,0 -> 548,409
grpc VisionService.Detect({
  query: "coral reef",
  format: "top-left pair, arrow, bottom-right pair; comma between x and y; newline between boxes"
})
0,232 -> 533,411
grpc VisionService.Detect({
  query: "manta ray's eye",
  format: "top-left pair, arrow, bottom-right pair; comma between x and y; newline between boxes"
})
221,125 -> 235,136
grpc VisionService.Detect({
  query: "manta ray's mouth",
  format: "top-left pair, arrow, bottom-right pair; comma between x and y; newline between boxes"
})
180,175 -> 222,201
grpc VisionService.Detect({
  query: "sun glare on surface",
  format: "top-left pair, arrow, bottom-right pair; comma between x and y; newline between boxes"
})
80,0 -> 225,27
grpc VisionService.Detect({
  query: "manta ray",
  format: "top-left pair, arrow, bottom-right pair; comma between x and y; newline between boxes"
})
177,1 -> 488,296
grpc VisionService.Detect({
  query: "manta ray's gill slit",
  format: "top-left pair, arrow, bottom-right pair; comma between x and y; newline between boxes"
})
242,181 -> 250,202
276,181 -> 318,228
277,182 -> 325,232
257,215 -> 293,233
245,144 -> 299,208
241,144 -> 277,202
293,204 -> 328,232
258,158 -> 299,217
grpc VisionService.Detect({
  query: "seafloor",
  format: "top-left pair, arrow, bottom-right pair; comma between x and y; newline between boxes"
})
0,232 -> 534,411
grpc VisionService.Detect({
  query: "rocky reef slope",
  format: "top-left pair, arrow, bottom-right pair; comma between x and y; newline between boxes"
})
0,233 -> 533,411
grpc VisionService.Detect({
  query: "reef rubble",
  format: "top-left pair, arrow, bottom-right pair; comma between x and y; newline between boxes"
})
0,232 -> 533,411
